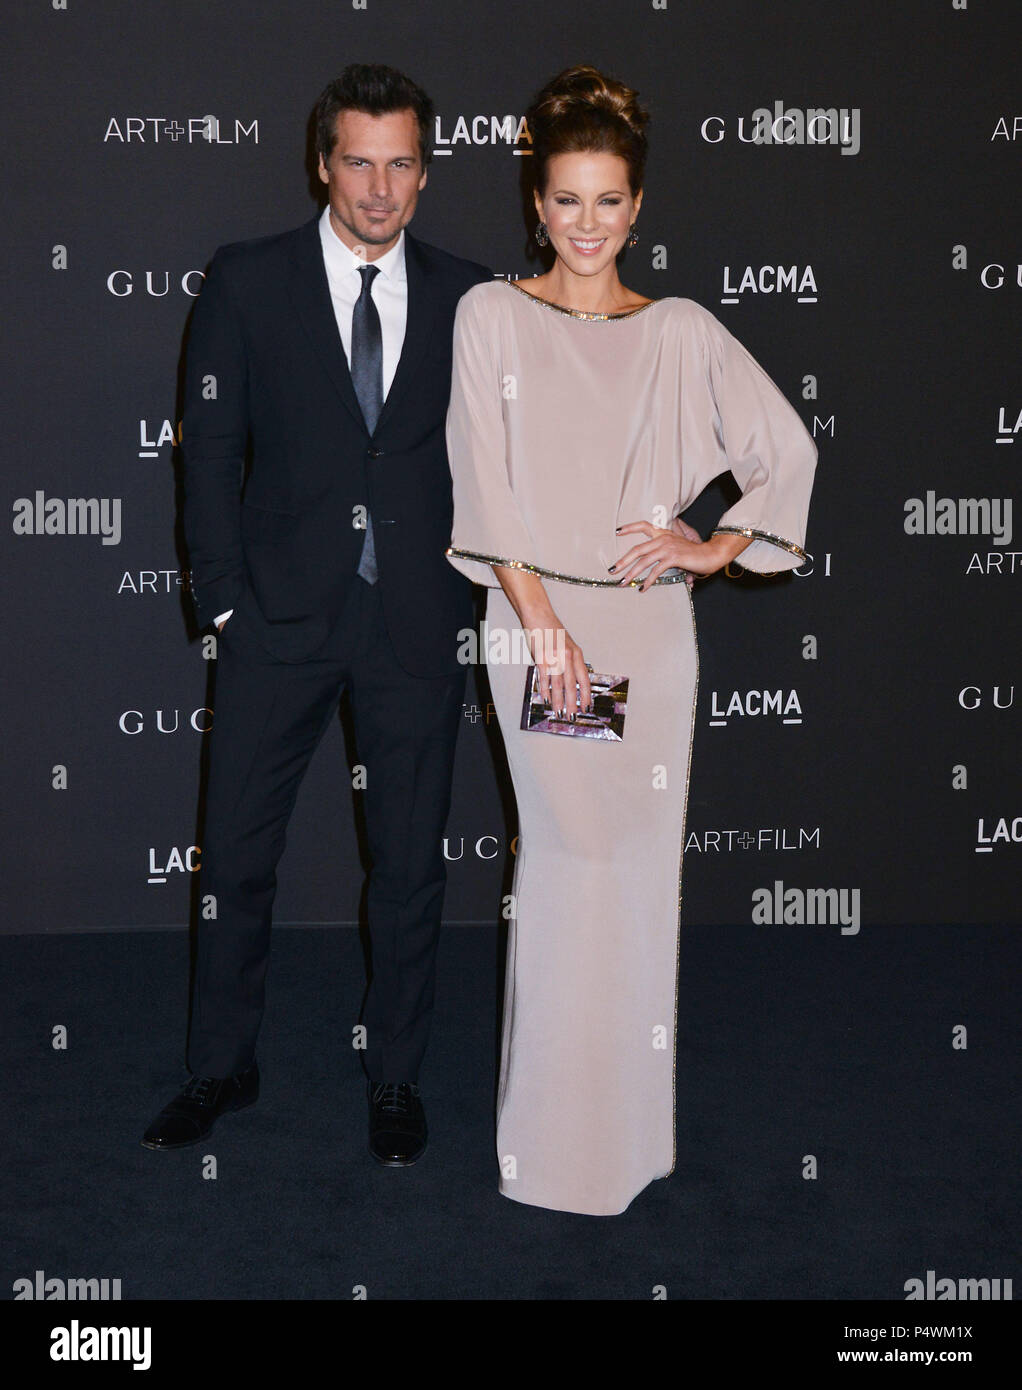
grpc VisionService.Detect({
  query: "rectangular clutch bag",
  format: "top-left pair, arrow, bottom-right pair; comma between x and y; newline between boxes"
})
520,664 -> 629,741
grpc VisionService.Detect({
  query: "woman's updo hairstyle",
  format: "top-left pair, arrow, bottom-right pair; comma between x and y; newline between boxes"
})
526,64 -> 650,198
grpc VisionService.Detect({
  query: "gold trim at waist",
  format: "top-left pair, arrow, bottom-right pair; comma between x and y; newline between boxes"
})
445,547 -> 689,588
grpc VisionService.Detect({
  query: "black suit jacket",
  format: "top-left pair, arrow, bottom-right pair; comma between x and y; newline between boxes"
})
181,214 -> 491,674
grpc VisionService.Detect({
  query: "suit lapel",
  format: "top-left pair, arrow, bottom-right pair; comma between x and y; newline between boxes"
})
374,231 -> 438,436
288,215 -> 365,431
287,217 -> 439,439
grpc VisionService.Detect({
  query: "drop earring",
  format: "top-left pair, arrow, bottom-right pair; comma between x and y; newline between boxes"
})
535,221 -> 549,247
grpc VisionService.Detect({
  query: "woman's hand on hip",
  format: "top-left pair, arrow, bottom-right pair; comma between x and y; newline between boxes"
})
612,518 -> 735,588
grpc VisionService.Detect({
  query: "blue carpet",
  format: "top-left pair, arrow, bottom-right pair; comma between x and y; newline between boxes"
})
1,923 -> 1017,1300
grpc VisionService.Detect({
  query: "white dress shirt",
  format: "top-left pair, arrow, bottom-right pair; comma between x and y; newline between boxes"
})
214,207 -> 408,628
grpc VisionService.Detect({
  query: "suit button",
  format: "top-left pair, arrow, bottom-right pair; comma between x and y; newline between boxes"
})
367,446 -> 382,459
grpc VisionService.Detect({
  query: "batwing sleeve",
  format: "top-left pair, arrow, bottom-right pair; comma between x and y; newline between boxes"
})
695,305 -> 818,574
445,286 -> 537,588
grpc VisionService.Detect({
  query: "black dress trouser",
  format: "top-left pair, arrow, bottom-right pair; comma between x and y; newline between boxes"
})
187,574 -> 465,1083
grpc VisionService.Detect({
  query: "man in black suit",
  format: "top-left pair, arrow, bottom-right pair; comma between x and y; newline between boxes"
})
142,65 -> 490,1165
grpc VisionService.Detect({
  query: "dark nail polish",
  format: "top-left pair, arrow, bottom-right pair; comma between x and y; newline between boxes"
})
607,565 -> 616,573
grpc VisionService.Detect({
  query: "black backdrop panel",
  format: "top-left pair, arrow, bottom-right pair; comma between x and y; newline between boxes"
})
2,0 -> 1018,933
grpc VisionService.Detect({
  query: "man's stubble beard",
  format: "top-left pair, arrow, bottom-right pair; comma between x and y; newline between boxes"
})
331,204 -> 412,248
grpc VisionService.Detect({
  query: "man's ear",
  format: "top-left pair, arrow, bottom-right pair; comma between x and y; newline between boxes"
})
418,166 -> 428,191
317,153 -> 329,185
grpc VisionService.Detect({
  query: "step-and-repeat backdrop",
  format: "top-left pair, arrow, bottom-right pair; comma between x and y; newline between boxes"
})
3,0 -> 1017,935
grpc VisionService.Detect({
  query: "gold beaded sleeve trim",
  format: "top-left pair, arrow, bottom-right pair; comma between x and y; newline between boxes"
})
710,526 -> 808,563
446,546 -> 688,587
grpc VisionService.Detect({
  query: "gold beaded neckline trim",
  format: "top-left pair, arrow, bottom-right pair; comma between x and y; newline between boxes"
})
506,279 -> 659,321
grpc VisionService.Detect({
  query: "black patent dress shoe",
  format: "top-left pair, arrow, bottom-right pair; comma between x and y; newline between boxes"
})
367,1081 -> 427,1166
141,1063 -> 259,1150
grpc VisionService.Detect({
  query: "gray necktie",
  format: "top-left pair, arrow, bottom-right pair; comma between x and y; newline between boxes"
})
351,263 -> 382,584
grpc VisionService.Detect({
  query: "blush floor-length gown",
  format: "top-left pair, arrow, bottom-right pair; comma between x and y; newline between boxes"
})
445,278 -> 817,1215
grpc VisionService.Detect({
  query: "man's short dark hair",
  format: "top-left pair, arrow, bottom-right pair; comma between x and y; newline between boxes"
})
316,64 -> 434,169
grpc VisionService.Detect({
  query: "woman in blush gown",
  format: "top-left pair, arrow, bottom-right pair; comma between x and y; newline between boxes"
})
445,65 -> 817,1216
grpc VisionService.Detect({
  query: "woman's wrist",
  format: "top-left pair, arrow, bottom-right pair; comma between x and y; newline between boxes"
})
701,532 -> 752,572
